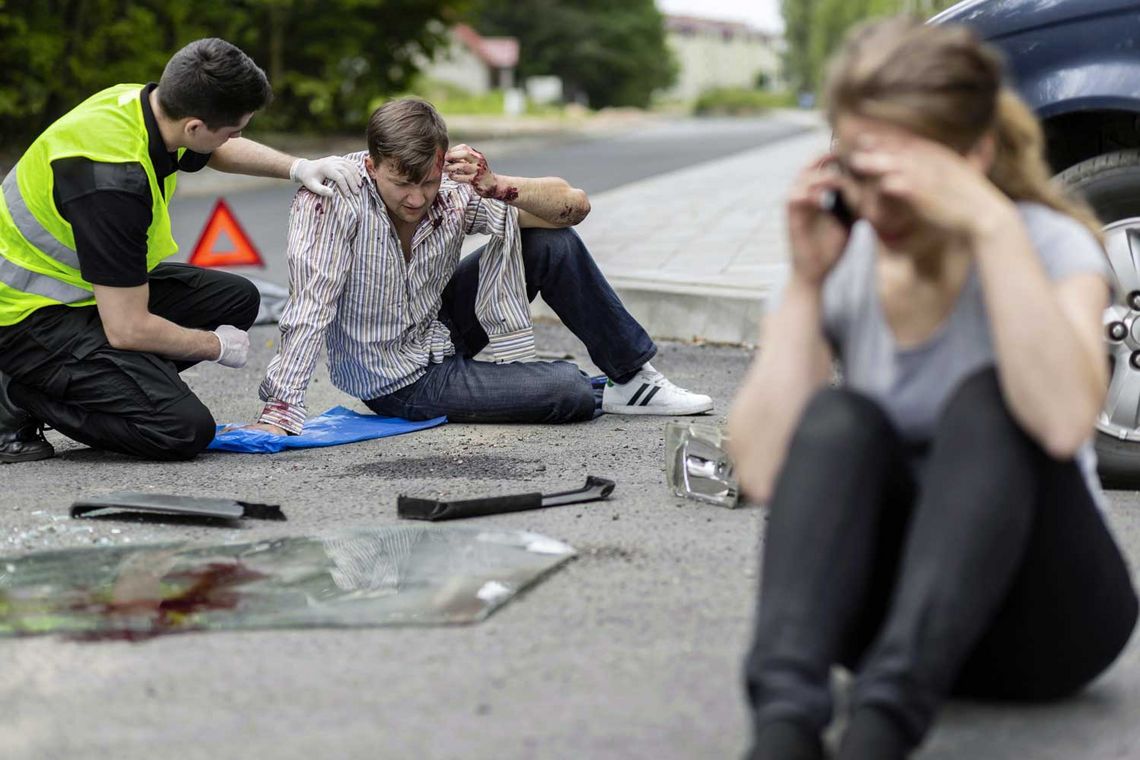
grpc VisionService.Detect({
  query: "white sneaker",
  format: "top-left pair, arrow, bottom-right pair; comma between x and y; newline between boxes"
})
602,363 -> 713,415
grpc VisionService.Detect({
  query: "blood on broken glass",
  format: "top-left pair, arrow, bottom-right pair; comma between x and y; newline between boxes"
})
0,526 -> 575,640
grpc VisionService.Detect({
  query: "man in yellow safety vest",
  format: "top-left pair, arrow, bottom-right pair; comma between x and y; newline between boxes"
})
0,37 -> 361,462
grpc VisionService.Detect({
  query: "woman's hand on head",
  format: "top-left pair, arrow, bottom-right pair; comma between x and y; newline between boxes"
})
787,155 -> 855,286
849,135 -> 1013,241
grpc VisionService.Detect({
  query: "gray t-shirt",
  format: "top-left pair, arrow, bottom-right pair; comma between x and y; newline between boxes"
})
820,202 -> 1111,501
822,202 -> 1109,441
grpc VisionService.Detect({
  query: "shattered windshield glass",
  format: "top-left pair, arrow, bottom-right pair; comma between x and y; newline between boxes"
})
0,526 -> 575,640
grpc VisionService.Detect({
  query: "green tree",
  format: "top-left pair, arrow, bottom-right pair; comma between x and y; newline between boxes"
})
0,0 -> 174,144
781,0 -> 819,95
468,0 -> 676,109
0,0 -> 466,149
217,0 -> 468,132
781,0 -> 960,95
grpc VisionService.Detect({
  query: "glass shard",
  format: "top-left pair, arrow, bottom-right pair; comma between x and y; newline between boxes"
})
0,527 -> 575,640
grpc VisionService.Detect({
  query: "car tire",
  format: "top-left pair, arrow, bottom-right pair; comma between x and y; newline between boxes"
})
1094,430 -> 1140,489
1057,149 -> 1140,488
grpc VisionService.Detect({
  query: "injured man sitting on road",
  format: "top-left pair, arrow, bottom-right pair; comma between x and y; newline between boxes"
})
246,98 -> 712,435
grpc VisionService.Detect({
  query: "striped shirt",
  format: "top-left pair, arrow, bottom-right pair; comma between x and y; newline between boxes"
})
257,151 -> 534,434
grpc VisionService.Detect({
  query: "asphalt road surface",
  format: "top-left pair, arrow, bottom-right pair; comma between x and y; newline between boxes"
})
1,319 -> 1138,760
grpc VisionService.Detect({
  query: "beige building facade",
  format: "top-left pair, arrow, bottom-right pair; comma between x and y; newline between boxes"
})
664,15 -> 784,101
424,24 -> 519,95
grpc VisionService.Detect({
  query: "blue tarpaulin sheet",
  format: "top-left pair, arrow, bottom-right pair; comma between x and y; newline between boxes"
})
208,406 -> 447,454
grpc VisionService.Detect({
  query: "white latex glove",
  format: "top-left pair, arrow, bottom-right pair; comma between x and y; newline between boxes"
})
211,325 -> 250,369
289,156 -> 361,197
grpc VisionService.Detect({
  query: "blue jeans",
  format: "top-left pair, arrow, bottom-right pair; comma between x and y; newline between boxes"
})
365,228 -> 656,423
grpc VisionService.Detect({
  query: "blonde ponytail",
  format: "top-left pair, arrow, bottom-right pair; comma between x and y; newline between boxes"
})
989,90 -> 1104,243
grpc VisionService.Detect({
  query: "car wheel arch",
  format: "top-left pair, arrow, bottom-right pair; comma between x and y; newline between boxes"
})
1036,106 -> 1140,174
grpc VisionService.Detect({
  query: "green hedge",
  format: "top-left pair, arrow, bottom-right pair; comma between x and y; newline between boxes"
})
693,88 -> 796,116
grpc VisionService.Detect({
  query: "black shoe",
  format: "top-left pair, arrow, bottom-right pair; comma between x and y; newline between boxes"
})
0,423 -> 55,463
749,720 -> 824,760
837,708 -> 912,760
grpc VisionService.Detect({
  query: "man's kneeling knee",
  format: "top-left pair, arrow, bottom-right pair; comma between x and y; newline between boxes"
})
138,396 -> 217,461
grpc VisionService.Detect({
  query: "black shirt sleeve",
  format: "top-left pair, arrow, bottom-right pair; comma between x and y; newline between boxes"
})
177,149 -> 211,173
52,157 -> 151,288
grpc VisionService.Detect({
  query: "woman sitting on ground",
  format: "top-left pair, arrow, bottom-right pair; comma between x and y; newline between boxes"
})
727,17 -> 1138,760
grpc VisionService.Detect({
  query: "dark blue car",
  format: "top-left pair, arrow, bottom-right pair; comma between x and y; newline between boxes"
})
935,0 -> 1140,485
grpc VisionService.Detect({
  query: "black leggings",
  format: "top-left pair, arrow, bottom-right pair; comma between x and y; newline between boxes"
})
745,369 -> 1138,749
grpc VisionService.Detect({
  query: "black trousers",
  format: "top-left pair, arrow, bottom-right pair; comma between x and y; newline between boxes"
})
0,264 -> 259,460
746,369 -> 1139,749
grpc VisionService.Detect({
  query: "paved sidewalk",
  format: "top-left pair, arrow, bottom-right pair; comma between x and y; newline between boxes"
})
537,115 -> 829,344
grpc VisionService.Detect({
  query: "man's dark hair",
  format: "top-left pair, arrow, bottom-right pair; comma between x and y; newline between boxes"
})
157,38 -> 272,129
366,99 -> 449,181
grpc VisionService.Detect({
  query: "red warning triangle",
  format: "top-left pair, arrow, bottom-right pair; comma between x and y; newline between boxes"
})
188,198 -> 264,268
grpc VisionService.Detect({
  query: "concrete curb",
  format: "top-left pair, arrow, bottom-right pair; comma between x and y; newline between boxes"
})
531,276 -> 773,347
566,125 -> 826,346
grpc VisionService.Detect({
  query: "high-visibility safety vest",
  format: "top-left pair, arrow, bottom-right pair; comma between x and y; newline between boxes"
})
0,84 -> 180,326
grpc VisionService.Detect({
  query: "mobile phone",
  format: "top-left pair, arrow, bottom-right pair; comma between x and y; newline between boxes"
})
820,188 -> 856,229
